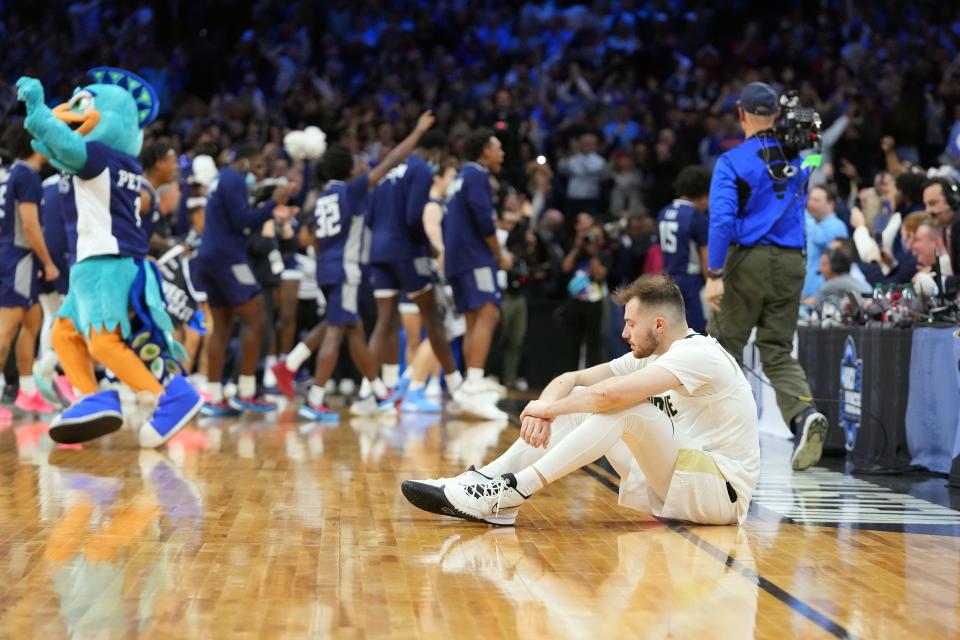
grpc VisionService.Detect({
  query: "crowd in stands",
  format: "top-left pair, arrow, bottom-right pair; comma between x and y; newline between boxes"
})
2,1 -> 960,402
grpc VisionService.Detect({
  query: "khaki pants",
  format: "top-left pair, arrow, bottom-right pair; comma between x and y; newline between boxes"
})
706,245 -> 812,425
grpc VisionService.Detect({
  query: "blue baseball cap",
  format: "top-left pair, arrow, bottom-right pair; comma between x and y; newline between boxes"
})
738,82 -> 778,116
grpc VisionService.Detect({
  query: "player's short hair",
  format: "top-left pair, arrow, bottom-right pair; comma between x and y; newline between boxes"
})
319,144 -> 354,182
1,122 -> 36,161
435,155 -> 459,178
419,129 -> 448,151
614,274 -> 686,318
672,165 -> 711,199
140,139 -> 176,170
464,128 -> 495,162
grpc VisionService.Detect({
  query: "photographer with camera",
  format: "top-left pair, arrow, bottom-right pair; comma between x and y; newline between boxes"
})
705,82 -> 828,472
561,212 -> 610,370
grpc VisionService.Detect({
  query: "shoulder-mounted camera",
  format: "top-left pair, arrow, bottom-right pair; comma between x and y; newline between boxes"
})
777,90 -> 822,155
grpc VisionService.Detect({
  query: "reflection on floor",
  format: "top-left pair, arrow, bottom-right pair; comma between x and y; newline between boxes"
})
1,405 -> 959,639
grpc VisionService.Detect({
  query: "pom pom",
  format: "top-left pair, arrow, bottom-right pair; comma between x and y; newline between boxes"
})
284,127 -> 327,160
192,155 -> 218,187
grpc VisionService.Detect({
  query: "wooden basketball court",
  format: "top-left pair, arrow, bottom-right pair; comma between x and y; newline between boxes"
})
1,400 -> 958,639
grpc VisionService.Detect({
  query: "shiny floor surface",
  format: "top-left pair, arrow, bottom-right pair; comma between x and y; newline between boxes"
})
1,404 -> 959,640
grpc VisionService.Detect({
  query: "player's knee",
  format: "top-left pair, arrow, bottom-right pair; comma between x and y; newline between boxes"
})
481,303 -> 500,325
612,402 -> 665,431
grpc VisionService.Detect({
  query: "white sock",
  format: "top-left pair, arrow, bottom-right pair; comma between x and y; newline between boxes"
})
238,375 -> 257,399
444,370 -> 463,393
467,367 -> 484,384
20,376 -> 37,395
286,342 -> 312,371
359,378 -> 372,397
265,354 -> 277,368
513,468 -> 545,497
208,382 -> 224,403
191,373 -> 209,388
308,385 -> 326,407
382,363 -> 400,388
409,380 -> 425,392
263,365 -> 277,388
37,350 -> 59,374
369,377 -> 388,399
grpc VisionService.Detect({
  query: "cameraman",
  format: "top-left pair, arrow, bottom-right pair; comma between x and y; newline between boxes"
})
705,82 -> 828,472
561,214 -> 610,370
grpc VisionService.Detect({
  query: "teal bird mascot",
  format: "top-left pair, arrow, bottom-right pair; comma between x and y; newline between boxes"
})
17,68 -> 201,447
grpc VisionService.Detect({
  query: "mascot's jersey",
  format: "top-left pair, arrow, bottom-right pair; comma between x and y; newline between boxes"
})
62,141 -> 148,262
0,160 -> 43,271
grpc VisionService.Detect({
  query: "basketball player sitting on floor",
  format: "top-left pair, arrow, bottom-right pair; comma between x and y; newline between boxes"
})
401,274 -> 760,526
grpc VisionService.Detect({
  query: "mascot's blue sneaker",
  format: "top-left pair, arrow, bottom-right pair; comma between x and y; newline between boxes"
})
140,375 -> 203,448
49,390 -> 124,444
400,387 -> 442,414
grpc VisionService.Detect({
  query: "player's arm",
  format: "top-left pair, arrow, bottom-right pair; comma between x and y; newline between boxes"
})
536,362 -> 619,403
422,201 -> 444,258
18,201 -> 58,281
522,365 -> 681,421
520,361 -> 620,447
367,111 -> 435,187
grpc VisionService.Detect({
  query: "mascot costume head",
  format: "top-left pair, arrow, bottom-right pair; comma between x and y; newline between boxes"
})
17,68 -> 201,448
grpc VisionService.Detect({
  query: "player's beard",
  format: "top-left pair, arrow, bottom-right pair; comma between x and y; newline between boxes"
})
629,328 -> 659,358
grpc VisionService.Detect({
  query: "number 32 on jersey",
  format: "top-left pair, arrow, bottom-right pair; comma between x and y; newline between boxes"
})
314,194 -> 342,238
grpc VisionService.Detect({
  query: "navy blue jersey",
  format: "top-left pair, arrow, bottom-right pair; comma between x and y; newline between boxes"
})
59,142 -> 149,261
40,175 -> 71,288
403,154 -> 433,249
367,164 -> 411,261
657,199 -> 708,277
198,167 -> 277,263
443,162 -> 496,277
0,160 -> 43,271
314,174 -> 369,286
140,180 -> 161,239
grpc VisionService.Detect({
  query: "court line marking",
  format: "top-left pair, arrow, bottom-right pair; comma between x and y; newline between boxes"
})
576,464 -> 855,640
503,417 -> 854,639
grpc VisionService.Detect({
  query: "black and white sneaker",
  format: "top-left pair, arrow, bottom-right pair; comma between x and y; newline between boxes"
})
401,465 -> 492,514
791,408 -> 829,471
442,474 -> 528,526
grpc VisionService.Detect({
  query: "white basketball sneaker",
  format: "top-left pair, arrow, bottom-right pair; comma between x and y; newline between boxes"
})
442,474 -> 528,526
401,465 -> 492,515
450,382 -> 507,421
406,465 -> 492,489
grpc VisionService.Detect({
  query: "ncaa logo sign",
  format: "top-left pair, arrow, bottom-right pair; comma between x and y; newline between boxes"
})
839,336 -> 863,452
